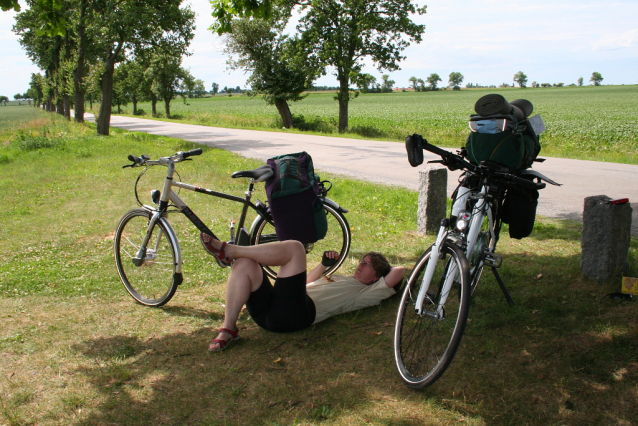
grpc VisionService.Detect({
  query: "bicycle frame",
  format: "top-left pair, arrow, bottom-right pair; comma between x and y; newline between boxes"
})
133,155 -> 273,274
413,180 -> 497,316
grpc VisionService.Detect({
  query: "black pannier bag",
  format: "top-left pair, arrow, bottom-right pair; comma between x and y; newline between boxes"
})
465,94 -> 541,172
500,185 -> 539,239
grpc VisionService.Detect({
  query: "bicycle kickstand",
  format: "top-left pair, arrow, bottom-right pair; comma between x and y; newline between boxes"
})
491,267 -> 515,306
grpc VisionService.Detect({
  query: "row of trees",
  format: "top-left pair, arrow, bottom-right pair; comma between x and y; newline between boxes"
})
12,0 -> 427,134
408,72 -> 464,91
513,71 -> 604,88
13,0 -> 195,135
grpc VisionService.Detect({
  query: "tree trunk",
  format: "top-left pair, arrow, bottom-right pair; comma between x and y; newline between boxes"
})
151,95 -> 157,116
275,99 -> 293,128
97,59 -> 116,135
96,40 -> 123,135
132,96 -> 138,115
63,94 -> 71,119
164,97 -> 171,118
337,88 -> 349,133
73,0 -> 87,123
56,90 -> 64,116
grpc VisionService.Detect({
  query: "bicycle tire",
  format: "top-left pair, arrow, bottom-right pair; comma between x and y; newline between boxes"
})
250,201 -> 351,279
114,209 -> 181,307
394,241 -> 471,389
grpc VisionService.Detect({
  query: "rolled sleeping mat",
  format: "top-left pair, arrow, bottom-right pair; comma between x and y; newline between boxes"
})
510,99 -> 534,119
474,94 -> 513,116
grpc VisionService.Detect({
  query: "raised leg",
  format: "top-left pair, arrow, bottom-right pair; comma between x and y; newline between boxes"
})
209,240 -> 307,351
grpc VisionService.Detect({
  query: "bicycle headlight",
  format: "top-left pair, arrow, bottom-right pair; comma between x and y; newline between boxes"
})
455,211 -> 471,232
151,190 -> 161,204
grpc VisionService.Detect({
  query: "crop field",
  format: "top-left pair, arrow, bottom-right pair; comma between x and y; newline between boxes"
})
112,85 -> 638,163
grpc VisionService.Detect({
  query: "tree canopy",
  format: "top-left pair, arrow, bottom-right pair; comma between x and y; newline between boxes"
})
590,72 -> 603,86
298,0 -> 426,132
514,71 -> 528,88
224,16 -> 320,128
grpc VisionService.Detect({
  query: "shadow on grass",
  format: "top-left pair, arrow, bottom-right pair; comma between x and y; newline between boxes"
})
68,241 -> 637,426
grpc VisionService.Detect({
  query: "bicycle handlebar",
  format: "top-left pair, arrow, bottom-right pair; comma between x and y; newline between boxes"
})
420,139 -> 546,191
124,148 -> 203,168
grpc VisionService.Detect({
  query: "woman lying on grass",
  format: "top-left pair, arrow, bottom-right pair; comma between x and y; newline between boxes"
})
200,236 -> 405,352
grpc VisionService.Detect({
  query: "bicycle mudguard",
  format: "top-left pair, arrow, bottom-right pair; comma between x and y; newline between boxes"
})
519,169 -> 561,186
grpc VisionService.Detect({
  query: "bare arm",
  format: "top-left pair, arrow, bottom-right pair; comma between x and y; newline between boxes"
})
384,266 -> 406,288
306,251 -> 339,284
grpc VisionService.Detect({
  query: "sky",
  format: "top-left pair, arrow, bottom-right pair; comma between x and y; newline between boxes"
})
1,0 -> 637,98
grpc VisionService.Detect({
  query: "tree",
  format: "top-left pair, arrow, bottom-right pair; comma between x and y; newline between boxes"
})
1,0 -> 20,12
0,95 -> 8,102
92,0 -> 195,135
408,76 -> 418,91
590,72 -> 603,86
353,73 -> 376,93
299,0 -> 426,132
448,71 -> 463,89
211,82 -> 220,95
191,79 -> 206,98
224,16 -> 320,128
380,74 -> 395,93
426,73 -> 441,90
145,53 -> 189,118
514,71 -> 528,88
577,77 -> 584,86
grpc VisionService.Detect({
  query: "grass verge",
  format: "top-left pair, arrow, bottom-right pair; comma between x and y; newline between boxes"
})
0,108 -> 636,426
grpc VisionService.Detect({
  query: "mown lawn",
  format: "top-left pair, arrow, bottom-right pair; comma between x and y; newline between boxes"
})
0,107 -> 636,426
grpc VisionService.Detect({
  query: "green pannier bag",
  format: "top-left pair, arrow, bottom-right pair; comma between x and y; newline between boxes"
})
465,116 -> 540,172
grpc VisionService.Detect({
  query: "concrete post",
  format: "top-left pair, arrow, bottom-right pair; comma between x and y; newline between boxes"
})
580,195 -> 633,282
417,166 -> 448,234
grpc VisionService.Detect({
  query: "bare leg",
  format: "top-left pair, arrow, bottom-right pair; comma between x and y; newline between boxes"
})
205,238 -> 307,278
209,257 -> 263,351
209,241 -> 307,351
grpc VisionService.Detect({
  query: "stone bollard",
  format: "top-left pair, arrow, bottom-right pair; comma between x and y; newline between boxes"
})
417,166 -> 448,234
580,195 -> 633,282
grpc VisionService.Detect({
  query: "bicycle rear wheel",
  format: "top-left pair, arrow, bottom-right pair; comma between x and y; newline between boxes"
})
250,201 -> 351,279
114,209 -> 181,307
394,241 -> 471,389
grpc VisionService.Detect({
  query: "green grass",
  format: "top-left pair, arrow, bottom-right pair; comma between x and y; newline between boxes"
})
1,109 -> 637,426
106,85 -> 638,164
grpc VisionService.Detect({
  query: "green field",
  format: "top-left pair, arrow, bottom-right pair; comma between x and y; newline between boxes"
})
109,85 -> 638,164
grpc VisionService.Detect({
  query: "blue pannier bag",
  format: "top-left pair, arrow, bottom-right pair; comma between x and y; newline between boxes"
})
265,152 -> 328,244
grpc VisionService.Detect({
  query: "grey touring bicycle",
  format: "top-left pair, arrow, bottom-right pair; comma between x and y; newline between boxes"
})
114,148 -> 351,307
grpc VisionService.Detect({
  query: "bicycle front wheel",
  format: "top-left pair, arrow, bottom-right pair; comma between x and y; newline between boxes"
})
394,241 -> 471,389
114,209 -> 181,307
251,201 -> 351,279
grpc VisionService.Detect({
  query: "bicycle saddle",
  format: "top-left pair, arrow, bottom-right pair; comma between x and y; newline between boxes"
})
231,165 -> 274,182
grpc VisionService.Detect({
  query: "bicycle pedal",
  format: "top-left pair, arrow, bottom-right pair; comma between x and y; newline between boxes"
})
483,252 -> 502,268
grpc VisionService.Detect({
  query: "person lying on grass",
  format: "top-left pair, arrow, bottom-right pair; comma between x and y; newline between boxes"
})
200,235 -> 405,352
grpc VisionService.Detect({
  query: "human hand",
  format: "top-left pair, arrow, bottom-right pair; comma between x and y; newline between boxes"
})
321,251 -> 339,267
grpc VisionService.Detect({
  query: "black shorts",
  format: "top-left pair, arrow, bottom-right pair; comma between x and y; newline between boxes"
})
246,270 -> 316,333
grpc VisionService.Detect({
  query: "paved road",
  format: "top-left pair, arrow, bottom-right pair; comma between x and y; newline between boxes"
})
91,114 -> 638,235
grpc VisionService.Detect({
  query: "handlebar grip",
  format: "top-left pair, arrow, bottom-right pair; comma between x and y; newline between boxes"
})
422,140 -> 451,158
128,155 -> 141,164
183,148 -> 202,159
